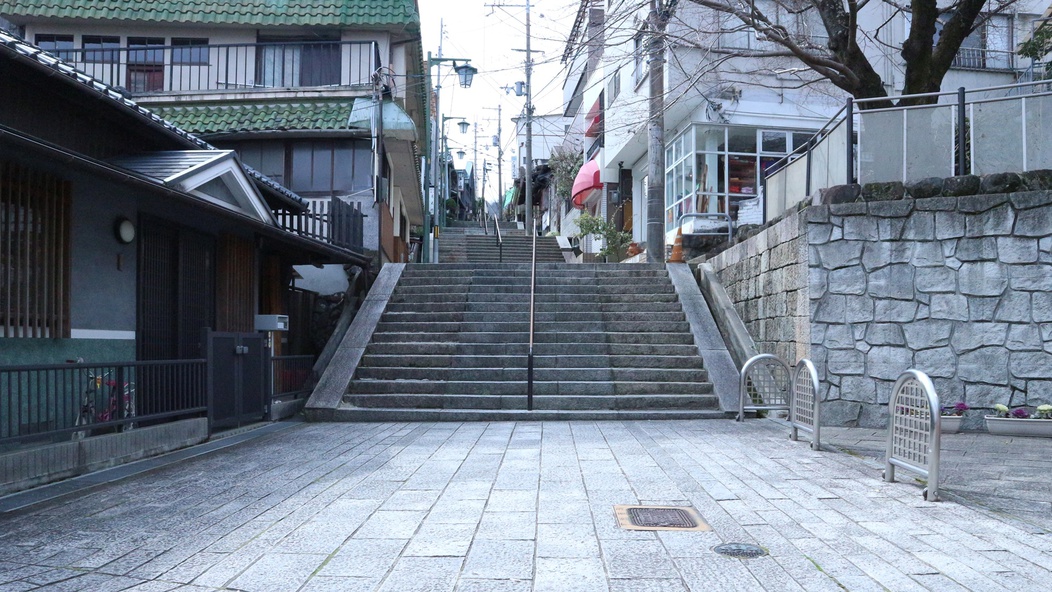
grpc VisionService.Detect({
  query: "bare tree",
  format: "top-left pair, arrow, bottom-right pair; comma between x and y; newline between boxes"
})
675,0 -> 1023,107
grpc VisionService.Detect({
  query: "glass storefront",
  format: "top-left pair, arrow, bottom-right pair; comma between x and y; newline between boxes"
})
665,123 -> 814,235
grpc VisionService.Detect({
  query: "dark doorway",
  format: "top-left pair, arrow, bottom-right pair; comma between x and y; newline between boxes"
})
137,218 -> 216,360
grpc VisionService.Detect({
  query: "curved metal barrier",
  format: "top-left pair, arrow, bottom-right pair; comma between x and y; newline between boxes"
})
789,359 -> 821,450
884,369 -> 941,501
737,354 -> 792,421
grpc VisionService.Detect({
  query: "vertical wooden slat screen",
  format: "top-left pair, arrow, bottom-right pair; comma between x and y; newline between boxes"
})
178,230 -> 216,358
138,221 -> 179,360
216,234 -> 257,333
0,161 -> 71,338
260,254 -> 284,356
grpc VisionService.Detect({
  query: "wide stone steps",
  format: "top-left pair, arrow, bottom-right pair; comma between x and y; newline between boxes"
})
460,235 -> 564,263
335,262 -> 727,420
359,353 -> 704,369
345,394 -> 714,410
372,320 -> 692,334
354,366 -> 708,382
362,342 -> 703,357
345,379 -> 711,396
369,331 -> 697,345
378,312 -> 687,324
327,408 -> 729,421
383,301 -> 686,314
386,292 -> 682,305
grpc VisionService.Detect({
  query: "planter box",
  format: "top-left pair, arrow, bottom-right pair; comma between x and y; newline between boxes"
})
940,416 -> 963,433
984,416 -> 1052,437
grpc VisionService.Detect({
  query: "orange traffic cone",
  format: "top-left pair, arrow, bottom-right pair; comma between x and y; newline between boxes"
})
667,227 -> 685,263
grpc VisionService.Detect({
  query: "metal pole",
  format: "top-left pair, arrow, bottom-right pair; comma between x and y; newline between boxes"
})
845,97 -> 855,184
957,87 -> 966,176
497,104 -> 504,220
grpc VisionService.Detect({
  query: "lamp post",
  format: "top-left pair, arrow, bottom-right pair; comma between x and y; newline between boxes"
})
425,51 -> 476,263
440,115 -> 466,227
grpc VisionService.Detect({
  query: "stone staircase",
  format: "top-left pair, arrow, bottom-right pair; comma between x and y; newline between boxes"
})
464,234 -> 564,263
438,221 -> 564,264
333,263 -> 728,420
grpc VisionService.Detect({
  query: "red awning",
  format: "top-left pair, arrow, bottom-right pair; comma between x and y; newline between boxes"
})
571,159 -> 601,208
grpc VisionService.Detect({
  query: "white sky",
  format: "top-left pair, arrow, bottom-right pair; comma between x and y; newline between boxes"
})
419,0 -> 579,201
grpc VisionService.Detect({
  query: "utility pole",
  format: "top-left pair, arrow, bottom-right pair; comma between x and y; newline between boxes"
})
426,20 -> 445,263
524,0 -> 533,237
646,1 -> 670,262
491,0 -> 536,235
473,121 -> 479,220
482,104 -> 504,220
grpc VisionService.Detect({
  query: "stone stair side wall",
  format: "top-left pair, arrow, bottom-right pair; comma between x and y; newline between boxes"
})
703,185 -> 1052,430
704,207 -> 811,368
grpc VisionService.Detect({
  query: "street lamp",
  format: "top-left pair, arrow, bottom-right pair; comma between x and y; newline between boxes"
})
454,62 -> 478,87
440,115 -> 466,227
457,121 -> 470,134
424,52 -> 476,262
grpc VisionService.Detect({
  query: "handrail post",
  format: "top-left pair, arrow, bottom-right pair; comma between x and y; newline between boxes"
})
845,97 -> 855,184
957,87 -> 967,175
805,136 -> 814,196
494,214 -> 503,263
527,216 -> 536,411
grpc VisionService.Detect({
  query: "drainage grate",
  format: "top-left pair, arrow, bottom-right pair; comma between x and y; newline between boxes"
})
613,505 -> 710,531
713,543 -> 768,558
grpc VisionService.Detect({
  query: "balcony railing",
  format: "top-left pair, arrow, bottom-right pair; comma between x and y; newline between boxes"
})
47,40 -> 380,95
276,194 -> 366,254
763,80 -> 1052,221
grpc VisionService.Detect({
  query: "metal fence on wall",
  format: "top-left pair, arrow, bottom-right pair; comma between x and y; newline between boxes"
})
0,359 -> 207,446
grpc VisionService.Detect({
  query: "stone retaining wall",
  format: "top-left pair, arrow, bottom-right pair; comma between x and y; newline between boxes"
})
705,179 -> 1052,428
705,208 -> 810,367
811,190 -> 1052,428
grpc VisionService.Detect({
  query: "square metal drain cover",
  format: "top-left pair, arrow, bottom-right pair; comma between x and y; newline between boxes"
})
614,505 -> 711,531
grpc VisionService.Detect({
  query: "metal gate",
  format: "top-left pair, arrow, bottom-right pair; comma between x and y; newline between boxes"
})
206,331 -> 267,430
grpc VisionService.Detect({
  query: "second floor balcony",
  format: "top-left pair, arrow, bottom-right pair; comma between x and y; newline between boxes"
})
44,40 -> 381,96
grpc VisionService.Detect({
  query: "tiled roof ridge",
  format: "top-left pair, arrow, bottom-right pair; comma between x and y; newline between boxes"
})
0,28 -> 307,208
0,0 -> 421,30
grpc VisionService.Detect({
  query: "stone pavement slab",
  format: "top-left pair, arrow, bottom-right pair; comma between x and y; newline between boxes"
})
0,419 -> 1051,591
821,425 -> 1052,532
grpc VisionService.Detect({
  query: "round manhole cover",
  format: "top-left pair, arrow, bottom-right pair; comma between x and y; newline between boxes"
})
713,543 -> 768,558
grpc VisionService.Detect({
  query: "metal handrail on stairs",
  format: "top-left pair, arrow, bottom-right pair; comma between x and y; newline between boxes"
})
493,214 -> 503,264
527,218 -> 536,411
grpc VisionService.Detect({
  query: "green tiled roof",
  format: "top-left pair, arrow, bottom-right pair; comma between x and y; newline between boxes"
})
0,0 -> 419,29
149,101 -> 364,135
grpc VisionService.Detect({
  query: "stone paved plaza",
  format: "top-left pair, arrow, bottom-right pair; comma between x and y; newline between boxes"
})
2,419 -> 1052,591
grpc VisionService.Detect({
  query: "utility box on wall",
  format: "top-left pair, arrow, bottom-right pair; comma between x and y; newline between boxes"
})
254,315 -> 289,332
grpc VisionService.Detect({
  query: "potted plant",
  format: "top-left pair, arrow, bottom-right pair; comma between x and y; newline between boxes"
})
985,404 -> 1052,437
940,402 -> 969,433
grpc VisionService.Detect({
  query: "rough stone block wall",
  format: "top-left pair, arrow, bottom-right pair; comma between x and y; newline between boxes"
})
810,191 -> 1052,428
707,208 -> 810,365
